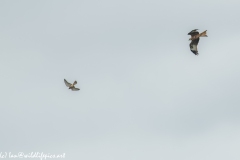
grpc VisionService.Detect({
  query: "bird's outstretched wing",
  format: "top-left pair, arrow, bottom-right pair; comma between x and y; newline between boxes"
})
64,79 -> 72,87
189,38 -> 199,55
71,87 -> 80,91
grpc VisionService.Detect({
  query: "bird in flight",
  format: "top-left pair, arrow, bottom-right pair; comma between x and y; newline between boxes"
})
64,79 -> 80,91
188,29 -> 207,55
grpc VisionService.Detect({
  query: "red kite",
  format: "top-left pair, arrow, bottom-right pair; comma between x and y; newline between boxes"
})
64,79 -> 80,91
188,29 -> 207,55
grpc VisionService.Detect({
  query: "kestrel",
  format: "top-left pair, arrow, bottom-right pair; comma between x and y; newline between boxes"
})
64,79 -> 80,91
188,29 -> 208,55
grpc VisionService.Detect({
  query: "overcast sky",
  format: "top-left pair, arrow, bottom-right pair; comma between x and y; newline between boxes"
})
1,0 -> 240,160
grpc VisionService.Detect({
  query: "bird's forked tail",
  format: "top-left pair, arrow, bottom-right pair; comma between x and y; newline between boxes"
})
73,81 -> 77,85
199,30 -> 207,37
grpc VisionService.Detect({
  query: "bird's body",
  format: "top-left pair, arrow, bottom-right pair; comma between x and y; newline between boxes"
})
64,79 -> 80,91
188,29 -> 207,55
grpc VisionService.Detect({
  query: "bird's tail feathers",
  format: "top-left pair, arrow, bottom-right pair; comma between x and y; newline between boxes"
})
73,81 -> 77,85
199,30 -> 207,37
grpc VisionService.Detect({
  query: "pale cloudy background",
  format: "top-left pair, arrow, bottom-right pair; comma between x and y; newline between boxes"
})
0,0 -> 240,159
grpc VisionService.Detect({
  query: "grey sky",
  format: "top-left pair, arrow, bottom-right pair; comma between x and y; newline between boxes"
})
0,0 -> 240,159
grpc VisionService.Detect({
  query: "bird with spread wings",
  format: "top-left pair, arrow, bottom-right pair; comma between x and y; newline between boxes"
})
188,29 -> 207,55
64,79 -> 80,91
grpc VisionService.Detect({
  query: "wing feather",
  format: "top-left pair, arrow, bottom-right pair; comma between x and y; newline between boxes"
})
189,38 -> 199,55
64,79 -> 72,87
71,87 -> 80,91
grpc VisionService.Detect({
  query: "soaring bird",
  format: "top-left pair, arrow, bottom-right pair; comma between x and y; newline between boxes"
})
188,29 -> 207,55
64,79 -> 80,91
